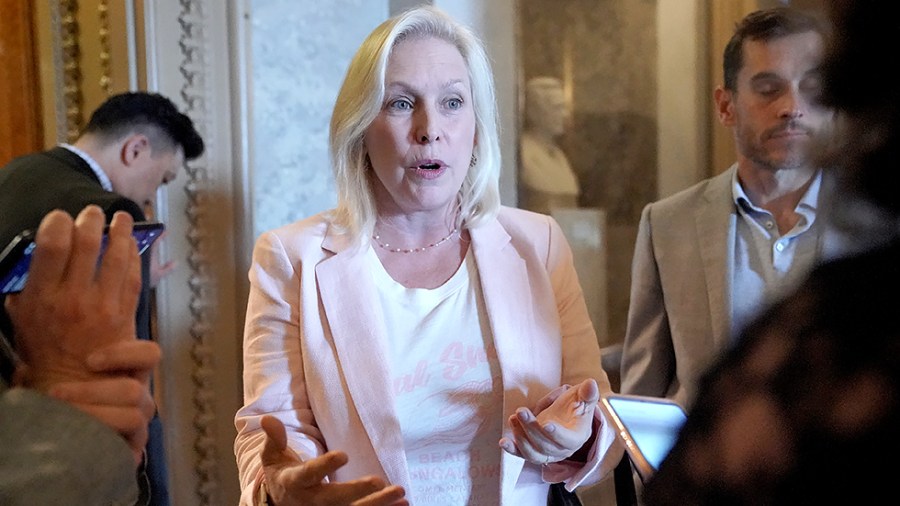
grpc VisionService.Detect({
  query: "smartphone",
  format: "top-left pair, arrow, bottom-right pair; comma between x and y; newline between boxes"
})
0,221 -> 165,295
599,393 -> 687,482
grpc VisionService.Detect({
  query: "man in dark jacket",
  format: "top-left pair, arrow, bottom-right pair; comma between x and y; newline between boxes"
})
0,91 -> 204,505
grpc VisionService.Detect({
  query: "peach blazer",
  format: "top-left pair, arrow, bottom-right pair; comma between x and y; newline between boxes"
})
234,206 -> 623,505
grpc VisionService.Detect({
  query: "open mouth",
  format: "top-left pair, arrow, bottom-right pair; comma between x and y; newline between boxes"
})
419,163 -> 441,170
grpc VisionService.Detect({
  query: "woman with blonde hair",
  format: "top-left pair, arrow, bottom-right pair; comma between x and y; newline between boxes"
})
234,6 -> 622,506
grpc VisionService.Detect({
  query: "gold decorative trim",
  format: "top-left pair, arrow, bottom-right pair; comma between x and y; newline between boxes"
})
47,1 -> 67,143
98,0 -> 112,95
59,0 -> 83,142
176,1 -> 218,504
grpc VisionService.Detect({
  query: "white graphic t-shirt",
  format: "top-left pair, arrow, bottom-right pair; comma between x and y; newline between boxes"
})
370,248 -> 503,505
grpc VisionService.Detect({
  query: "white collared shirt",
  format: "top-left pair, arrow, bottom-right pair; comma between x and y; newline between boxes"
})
730,169 -> 824,339
60,143 -> 113,192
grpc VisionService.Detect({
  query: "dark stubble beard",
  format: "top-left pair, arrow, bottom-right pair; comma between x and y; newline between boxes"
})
744,120 -> 813,172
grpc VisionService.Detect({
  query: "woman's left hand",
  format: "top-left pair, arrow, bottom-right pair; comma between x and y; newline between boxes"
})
499,378 -> 599,465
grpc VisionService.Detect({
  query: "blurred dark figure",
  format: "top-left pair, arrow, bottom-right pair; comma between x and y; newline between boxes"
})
642,1 -> 900,504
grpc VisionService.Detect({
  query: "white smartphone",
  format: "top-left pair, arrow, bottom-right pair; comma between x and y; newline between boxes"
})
599,393 -> 687,482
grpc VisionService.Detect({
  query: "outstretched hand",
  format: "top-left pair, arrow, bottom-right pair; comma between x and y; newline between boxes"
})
259,415 -> 408,506
499,378 -> 600,465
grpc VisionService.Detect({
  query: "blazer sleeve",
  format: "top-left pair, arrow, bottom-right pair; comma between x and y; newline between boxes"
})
234,231 -> 326,505
545,217 -> 609,390
542,216 -> 624,489
619,203 -> 676,397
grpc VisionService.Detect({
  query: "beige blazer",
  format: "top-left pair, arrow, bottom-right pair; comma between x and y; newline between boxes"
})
620,166 -> 847,408
234,206 -> 623,505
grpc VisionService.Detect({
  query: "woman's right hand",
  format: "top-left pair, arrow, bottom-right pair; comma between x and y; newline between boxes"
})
259,415 -> 408,506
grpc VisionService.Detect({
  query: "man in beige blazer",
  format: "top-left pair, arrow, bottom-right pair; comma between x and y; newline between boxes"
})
620,7 -> 848,409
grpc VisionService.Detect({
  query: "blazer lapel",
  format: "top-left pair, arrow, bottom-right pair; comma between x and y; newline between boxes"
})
696,168 -> 737,349
469,220 -> 534,500
316,232 -> 410,490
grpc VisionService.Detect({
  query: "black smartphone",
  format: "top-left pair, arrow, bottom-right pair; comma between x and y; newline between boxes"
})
599,393 -> 688,482
0,221 -> 165,295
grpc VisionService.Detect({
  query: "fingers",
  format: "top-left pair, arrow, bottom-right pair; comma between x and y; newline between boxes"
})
299,474 -> 393,505
261,415 -> 289,457
534,385 -> 568,413
258,417 -> 407,506
499,436 -> 521,458
46,352 -> 155,469
504,409 -> 557,462
58,397 -> 150,433
350,484 -> 408,506
500,409 -> 547,461
86,340 -> 161,384
86,340 -> 161,372
545,379 -> 599,425
500,381 -> 602,465
261,415 -> 345,486
66,205 -> 107,289
19,209 -> 76,292
150,260 -> 178,287
47,376 -> 154,451
282,451 -> 351,489
575,378 -> 600,408
97,211 -> 141,312
48,376 -> 153,416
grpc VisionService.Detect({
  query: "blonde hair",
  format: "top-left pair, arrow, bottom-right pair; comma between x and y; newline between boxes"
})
328,5 -> 501,248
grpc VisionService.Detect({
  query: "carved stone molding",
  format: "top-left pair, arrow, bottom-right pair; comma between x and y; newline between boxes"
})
57,0 -> 83,142
97,0 -> 112,95
176,1 -> 219,503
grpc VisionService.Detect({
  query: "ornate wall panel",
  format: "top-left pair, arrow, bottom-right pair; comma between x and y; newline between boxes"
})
248,0 -> 388,238
144,1 -> 244,504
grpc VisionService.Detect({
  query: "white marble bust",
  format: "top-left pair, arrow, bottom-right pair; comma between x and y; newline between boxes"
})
519,76 -> 580,214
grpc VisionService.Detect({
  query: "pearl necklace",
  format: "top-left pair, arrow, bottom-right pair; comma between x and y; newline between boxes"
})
372,228 -> 459,254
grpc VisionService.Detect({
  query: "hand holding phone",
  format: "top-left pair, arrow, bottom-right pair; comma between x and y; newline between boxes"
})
0,221 -> 164,295
4,206 -> 151,400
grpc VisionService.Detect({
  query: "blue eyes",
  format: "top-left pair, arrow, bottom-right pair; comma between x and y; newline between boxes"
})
390,99 -> 413,110
387,97 -> 464,111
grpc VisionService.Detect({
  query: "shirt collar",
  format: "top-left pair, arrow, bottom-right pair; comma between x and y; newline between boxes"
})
731,168 -> 823,214
60,143 -> 113,192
